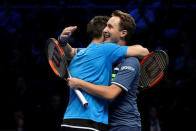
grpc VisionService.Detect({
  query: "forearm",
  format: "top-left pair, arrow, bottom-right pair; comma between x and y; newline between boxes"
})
58,26 -> 77,60
62,43 -> 75,60
127,45 -> 149,57
78,81 -> 112,100
69,79 -> 121,100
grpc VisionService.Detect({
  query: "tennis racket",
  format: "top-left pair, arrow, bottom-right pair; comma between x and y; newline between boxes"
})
139,50 -> 169,89
46,38 -> 88,106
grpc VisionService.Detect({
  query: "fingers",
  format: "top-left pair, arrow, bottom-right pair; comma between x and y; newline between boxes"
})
60,26 -> 77,42
61,26 -> 77,36
67,78 -> 71,84
61,31 -> 71,36
69,26 -> 77,32
67,78 -> 74,88
67,78 -> 79,89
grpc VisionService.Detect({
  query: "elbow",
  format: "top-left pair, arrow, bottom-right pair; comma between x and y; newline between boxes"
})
66,55 -> 74,60
65,50 -> 75,60
106,96 -> 115,101
105,94 -> 118,101
104,85 -> 122,101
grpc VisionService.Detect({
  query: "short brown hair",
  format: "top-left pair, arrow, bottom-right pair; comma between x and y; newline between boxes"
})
87,16 -> 109,40
112,10 -> 136,43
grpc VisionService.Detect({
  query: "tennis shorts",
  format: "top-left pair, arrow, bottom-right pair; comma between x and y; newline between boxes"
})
60,119 -> 108,131
109,125 -> 141,131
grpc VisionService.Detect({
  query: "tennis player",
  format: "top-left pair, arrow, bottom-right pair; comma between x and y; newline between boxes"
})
60,13 -> 148,131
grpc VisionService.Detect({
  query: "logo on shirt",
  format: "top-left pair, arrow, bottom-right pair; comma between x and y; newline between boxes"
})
114,67 -> 119,71
121,66 -> 135,71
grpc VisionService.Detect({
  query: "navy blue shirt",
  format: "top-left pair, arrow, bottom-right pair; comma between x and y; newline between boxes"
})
109,57 -> 141,128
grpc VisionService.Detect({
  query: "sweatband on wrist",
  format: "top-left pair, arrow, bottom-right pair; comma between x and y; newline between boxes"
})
58,36 -> 70,46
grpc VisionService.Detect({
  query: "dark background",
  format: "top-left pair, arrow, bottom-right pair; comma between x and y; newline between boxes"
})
0,0 -> 195,131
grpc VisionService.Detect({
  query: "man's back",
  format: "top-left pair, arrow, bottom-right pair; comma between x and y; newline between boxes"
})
64,42 -> 128,124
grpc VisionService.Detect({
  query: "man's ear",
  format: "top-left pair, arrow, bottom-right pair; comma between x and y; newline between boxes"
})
120,30 -> 128,39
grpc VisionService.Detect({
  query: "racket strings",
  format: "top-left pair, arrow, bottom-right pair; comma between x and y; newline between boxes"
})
139,52 -> 168,88
48,39 -> 68,78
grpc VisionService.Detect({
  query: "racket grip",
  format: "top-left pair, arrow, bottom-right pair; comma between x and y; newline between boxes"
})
66,66 -> 88,106
74,89 -> 88,106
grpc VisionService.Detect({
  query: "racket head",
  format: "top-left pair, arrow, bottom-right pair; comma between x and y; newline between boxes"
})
46,38 -> 68,79
139,50 -> 169,89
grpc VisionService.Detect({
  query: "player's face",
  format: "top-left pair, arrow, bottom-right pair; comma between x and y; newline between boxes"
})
103,16 -> 121,43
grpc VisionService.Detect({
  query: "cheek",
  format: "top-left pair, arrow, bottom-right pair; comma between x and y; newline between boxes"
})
112,31 -> 120,38
110,30 -> 117,36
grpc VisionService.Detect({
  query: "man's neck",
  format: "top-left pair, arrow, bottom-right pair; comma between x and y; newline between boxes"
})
91,38 -> 104,45
118,40 -> 127,46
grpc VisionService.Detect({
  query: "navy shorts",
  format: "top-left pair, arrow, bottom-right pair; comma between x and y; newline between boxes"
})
109,125 -> 141,131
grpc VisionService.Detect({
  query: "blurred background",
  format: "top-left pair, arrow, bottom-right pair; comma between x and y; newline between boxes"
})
0,0 -> 195,131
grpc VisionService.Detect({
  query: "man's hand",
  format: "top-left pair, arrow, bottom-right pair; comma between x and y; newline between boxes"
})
67,78 -> 83,89
59,26 -> 77,43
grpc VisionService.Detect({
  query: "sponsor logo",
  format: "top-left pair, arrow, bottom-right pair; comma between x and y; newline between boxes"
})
121,66 -> 135,71
114,67 -> 119,71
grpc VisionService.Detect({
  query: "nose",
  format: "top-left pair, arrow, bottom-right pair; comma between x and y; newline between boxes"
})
103,26 -> 107,34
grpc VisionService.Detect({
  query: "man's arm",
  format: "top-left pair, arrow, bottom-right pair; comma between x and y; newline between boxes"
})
68,78 -> 122,101
59,26 -> 77,60
61,43 -> 75,60
62,44 -> 149,60
59,26 -> 148,59
127,44 -> 149,57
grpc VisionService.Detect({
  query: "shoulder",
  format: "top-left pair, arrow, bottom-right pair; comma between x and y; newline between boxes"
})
101,42 -> 119,46
121,57 -> 140,72
101,42 -> 128,51
124,57 -> 140,65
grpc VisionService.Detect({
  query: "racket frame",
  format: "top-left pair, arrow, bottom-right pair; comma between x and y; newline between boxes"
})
139,50 -> 169,89
47,38 -> 88,106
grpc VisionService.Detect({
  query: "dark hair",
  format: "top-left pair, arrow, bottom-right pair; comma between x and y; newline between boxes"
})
112,10 -> 136,43
87,16 -> 109,40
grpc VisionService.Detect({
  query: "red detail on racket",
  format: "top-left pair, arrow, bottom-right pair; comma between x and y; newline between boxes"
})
139,50 -> 169,89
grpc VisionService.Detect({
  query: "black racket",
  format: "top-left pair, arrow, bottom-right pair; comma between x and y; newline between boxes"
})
46,38 -> 88,106
139,50 -> 169,89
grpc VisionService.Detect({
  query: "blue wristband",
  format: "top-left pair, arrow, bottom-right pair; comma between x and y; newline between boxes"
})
58,35 -> 70,46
